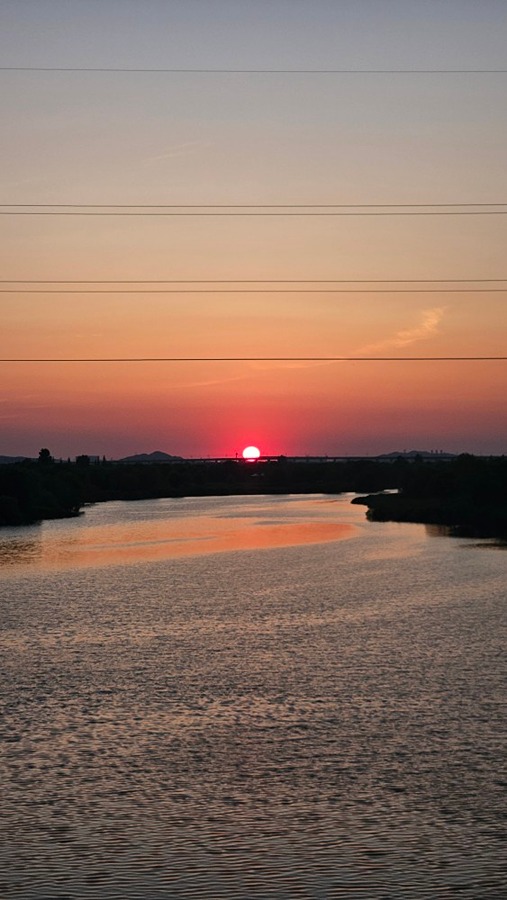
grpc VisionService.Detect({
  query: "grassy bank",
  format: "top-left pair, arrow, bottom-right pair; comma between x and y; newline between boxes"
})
353,455 -> 507,539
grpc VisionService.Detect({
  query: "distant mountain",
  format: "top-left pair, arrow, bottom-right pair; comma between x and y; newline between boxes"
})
376,450 -> 456,460
0,455 -> 34,465
117,450 -> 184,463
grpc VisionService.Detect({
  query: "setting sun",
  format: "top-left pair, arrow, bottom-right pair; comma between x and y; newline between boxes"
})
242,445 -> 261,460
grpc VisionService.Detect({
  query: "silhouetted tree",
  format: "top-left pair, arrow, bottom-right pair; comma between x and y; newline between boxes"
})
38,448 -> 52,465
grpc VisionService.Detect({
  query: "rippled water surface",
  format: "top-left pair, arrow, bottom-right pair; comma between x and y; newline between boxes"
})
1,494 -> 506,898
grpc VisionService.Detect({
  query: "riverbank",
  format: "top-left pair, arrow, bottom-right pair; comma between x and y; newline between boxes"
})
0,457 -> 399,526
2,454 -> 506,537
353,454 -> 507,539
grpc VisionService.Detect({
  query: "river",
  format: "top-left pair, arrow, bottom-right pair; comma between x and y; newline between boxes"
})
1,494 -> 505,898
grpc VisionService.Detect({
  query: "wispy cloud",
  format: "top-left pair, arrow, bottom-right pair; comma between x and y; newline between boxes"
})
357,307 -> 446,356
165,307 -> 448,389
247,307 -> 447,374
247,359 -> 335,372
176,373 -> 249,390
145,140 -> 210,163
175,363 -> 330,389
0,394 -> 40,403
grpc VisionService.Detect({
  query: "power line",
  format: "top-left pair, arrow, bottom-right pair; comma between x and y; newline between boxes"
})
2,211 -> 507,217
1,279 -> 505,284
1,357 -> 505,363
2,203 -> 506,218
3,203 -> 507,208
2,288 -> 507,294
1,67 -> 506,74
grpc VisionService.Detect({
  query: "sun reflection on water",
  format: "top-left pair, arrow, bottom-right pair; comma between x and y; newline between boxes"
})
0,498 -> 357,571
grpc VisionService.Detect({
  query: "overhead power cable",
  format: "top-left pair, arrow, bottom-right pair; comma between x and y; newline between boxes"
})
2,203 -> 506,218
2,288 -> 507,294
2,211 -> 507,217
1,279 -> 506,285
1,67 -> 506,74
3,203 -> 507,208
1,357 -> 506,364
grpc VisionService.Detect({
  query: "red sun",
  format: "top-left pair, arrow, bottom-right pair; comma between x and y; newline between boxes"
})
242,445 -> 261,460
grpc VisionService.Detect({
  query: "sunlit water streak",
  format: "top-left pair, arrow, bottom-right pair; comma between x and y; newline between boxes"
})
0,494 -> 506,898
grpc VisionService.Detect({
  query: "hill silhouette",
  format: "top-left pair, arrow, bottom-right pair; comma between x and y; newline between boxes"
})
117,450 -> 183,463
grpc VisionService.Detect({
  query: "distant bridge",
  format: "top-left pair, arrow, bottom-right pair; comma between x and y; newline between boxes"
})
174,453 -> 456,465
173,455 -> 364,465
113,452 -> 458,465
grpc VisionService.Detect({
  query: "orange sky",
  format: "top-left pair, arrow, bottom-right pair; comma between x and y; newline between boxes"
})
1,2 -> 506,457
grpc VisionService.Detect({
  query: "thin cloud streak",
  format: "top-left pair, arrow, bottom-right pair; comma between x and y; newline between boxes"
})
245,308 -> 447,377
176,373 -> 249,390
248,360 -> 335,372
145,140 -> 211,163
357,307 -> 447,356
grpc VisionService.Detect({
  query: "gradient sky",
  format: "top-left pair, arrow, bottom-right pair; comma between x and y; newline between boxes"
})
1,0 -> 506,458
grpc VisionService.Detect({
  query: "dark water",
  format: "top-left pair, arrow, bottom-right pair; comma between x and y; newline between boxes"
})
1,495 -> 506,898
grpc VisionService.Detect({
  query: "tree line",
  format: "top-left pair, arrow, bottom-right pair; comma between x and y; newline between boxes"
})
353,454 -> 507,538
1,452 -> 506,538
0,453 -> 400,526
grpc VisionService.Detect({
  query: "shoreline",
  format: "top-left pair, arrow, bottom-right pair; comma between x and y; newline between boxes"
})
353,493 -> 507,541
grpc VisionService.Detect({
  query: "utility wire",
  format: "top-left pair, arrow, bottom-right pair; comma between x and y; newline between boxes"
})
2,211 -> 507,217
1,279 -> 505,285
2,288 -> 507,294
2,203 -> 506,218
1,357 -> 506,363
3,203 -> 507,208
1,67 -> 506,74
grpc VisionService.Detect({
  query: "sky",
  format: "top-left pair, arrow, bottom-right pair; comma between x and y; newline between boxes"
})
1,0 -> 506,458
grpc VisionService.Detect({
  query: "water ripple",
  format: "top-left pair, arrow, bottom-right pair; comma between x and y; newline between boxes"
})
1,495 -> 506,897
